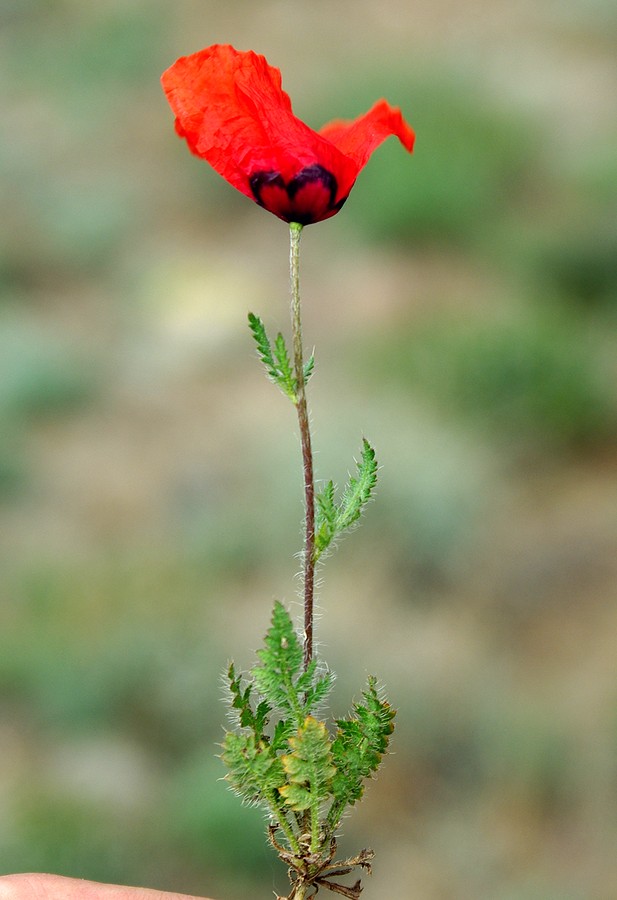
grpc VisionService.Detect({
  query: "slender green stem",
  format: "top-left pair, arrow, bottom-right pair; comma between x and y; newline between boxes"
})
310,798 -> 321,853
289,221 -> 315,672
267,790 -> 301,856
325,797 -> 345,839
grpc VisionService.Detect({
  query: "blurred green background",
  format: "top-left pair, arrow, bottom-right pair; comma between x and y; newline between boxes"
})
1,1 -> 616,898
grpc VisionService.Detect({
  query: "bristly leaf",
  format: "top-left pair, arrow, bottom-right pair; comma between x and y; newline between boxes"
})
273,332 -> 297,401
335,438 -> 378,533
248,312 -> 298,402
313,440 -> 378,562
226,662 -> 272,738
294,658 -> 319,697
279,716 -> 336,811
222,731 -> 286,805
271,718 -> 296,753
329,676 -> 396,813
248,312 -> 278,381
252,601 -> 304,720
250,603 -> 335,725
314,480 -> 337,557
305,669 -> 335,710
303,353 -> 315,383
227,662 -> 252,727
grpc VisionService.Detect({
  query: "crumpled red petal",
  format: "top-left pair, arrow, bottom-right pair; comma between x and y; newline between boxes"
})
319,99 -> 416,170
161,44 -> 414,224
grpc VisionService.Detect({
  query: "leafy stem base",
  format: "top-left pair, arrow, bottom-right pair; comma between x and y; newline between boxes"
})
221,603 -> 394,900
271,829 -> 374,900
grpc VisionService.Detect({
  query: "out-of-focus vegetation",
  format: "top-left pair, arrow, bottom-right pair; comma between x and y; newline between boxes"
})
1,2 -> 616,899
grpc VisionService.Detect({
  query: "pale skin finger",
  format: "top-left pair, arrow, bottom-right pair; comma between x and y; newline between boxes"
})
0,874 -> 216,900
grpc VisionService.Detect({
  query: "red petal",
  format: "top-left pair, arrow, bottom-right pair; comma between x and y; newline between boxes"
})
161,45 -> 355,207
319,99 -> 415,173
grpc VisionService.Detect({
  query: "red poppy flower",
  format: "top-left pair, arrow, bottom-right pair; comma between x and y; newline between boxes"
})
161,44 -> 415,225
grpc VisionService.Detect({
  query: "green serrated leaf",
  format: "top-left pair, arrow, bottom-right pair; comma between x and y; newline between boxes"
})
303,354 -> 315,383
254,700 -> 271,736
252,601 -> 304,719
335,438 -> 378,533
329,676 -> 395,812
357,676 -> 396,752
273,332 -> 297,401
222,731 -> 286,804
313,441 -> 378,563
279,716 -> 336,811
277,781 -> 313,810
271,718 -> 295,753
314,480 -> 337,558
248,313 -> 298,403
304,669 -> 335,713
295,661 -> 334,717
294,659 -> 318,696
248,312 -> 278,382
227,662 -> 270,734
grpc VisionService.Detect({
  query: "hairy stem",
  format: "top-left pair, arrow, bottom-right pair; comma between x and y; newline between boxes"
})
310,798 -> 321,854
267,790 -> 301,856
325,797 -> 345,839
289,221 -> 315,672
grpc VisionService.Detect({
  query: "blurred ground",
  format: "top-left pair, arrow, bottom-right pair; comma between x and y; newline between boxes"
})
1,1 -> 616,899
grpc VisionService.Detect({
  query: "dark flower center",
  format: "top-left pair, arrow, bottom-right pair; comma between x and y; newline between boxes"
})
249,164 -> 346,224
